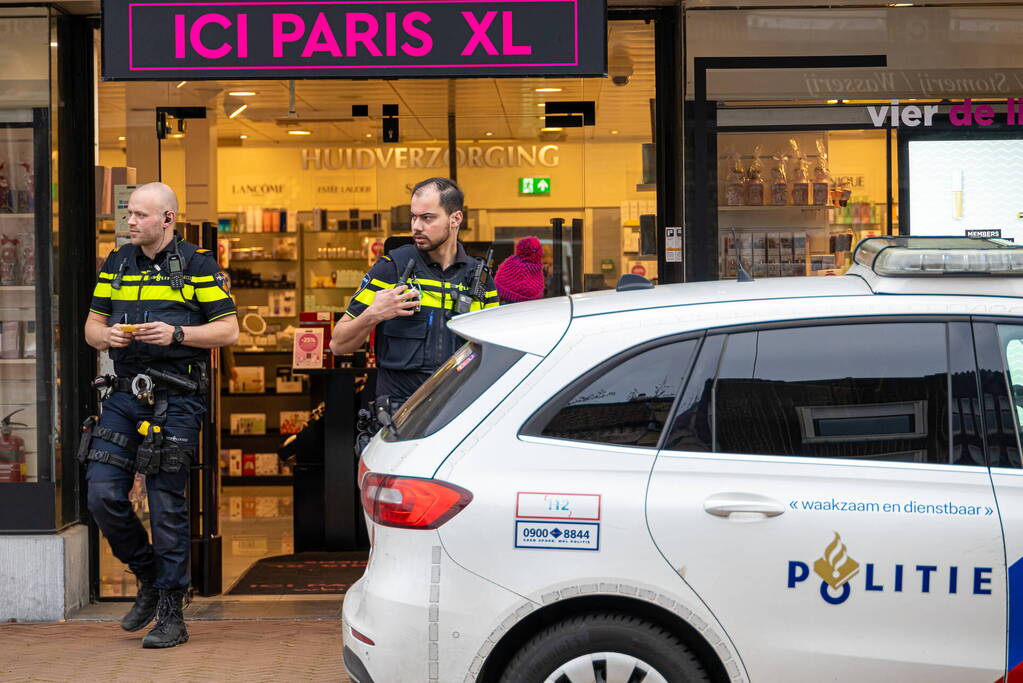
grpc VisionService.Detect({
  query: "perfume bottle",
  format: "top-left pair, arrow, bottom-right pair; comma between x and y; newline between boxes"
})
17,162 -> 33,214
0,164 -> 11,214
789,139 -> 809,206
0,235 -> 18,285
811,139 -> 831,206
724,151 -> 745,206
17,231 -> 33,286
770,150 -> 789,206
746,145 -> 765,206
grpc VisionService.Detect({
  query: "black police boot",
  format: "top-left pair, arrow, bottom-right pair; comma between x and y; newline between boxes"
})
141,589 -> 189,649
120,564 -> 159,632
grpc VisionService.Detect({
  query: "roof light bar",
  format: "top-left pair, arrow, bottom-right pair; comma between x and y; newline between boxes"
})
853,236 -> 1023,276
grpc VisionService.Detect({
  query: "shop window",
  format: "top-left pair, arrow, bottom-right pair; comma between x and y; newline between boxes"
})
716,129 -> 893,280
0,12 -> 52,487
712,323 -> 952,464
529,338 -> 698,448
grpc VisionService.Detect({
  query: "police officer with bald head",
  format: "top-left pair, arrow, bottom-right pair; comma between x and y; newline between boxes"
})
82,182 -> 238,648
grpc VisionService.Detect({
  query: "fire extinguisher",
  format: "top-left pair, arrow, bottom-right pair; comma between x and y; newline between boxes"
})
0,408 -> 27,482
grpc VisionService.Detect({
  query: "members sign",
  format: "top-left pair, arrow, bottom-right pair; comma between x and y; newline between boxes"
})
102,0 -> 607,80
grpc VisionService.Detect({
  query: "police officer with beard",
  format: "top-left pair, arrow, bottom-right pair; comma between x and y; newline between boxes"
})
82,182 -> 238,648
330,178 -> 499,414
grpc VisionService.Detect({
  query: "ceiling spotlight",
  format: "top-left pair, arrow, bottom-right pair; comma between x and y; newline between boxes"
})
365,133 -> 373,138
170,133 -> 185,138
827,99 -> 839,104
229,91 -> 256,97
610,129 -> 619,135
49,42 -> 57,48
535,87 -> 562,93
228,104 -> 248,119
288,129 -> 312,135
541,127 -> 563,132
117,136 -> 126,141
240,135 -> 248,139
485,132 -> 494,136
176,81 -> 187,88
536,103 -> 546,107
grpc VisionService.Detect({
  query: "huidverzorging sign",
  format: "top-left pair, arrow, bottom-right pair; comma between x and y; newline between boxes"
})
102,0 -> 607,80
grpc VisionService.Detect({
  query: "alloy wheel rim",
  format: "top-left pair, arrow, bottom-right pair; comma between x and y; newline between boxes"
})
543,652 -> 670,683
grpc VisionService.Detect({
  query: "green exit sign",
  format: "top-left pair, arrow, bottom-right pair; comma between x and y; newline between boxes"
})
519,177 -> 551,195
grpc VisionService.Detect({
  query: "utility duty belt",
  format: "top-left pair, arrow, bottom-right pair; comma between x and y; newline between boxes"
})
77,366 -> 207,475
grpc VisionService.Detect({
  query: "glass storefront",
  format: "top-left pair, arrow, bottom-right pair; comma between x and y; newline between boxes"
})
92,16 -> 660,596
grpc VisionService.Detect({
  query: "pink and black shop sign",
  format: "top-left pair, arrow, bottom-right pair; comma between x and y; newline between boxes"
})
102,0 -> 607,80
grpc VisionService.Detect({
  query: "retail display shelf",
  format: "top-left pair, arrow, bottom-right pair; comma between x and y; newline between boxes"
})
221,475 -> 293,486
718,205 -> 833,212
230,258 -> 298,263
0,286 -> 35,291
305,258 -> 368,262
225,391 -> 309,397
0,213 -> 34,218
229,348 -> 291,354
0,358 -> 35,365
231,287 -> 297,292
95,213 -> 114,220
221,429 -> 282,438
303,229 -> 383,235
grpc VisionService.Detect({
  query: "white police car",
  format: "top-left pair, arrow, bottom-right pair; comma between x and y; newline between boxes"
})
342,237 -> 1023,683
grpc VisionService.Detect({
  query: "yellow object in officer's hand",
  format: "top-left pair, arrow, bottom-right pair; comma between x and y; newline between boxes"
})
119,324 -> 136,334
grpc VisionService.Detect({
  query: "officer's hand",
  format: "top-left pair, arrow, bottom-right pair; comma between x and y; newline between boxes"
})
108,324 -> 133,348
369,285 -> 420,321
133,321 -> 174,346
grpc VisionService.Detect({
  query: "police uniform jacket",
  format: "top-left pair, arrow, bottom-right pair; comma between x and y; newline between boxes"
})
345,243 -> 499,401
90,232 -> 236,378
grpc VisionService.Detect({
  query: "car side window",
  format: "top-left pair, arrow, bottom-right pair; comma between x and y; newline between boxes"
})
531,338 -> 699,448
995,324 -> 1023,465
713,322 -> 953,464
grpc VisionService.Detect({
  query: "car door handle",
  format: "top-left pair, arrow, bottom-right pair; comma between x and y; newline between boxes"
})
703,493 -> 786,519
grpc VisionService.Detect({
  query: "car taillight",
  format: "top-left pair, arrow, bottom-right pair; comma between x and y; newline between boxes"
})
360,473 -> 472,529
357,458 -> 369,489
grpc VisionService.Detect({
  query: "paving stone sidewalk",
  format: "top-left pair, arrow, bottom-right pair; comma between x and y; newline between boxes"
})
0,619 -> 350,682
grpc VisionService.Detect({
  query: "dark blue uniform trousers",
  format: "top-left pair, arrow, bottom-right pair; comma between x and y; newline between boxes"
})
85,391 -> 204,591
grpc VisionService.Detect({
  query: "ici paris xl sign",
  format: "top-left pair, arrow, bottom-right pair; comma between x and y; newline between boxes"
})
102,0 -> 607,80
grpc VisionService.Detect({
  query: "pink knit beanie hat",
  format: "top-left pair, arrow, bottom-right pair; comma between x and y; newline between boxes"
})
494,236 -> 545,303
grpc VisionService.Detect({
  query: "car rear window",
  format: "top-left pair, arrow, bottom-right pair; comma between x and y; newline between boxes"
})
383,341 -> 524,441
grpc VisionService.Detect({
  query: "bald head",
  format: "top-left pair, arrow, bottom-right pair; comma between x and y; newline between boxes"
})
132,182 -> 179,216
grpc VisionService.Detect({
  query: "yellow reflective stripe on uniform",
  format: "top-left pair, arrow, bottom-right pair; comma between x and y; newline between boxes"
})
93,282 -> 112,298
354,288 -> 376,307
98,272 -> 114,281
191,275 -> 216,283
418,290 -> 452,311
109,284 -> 197,301
370,279 -> 394,290
207,310 -> 236,321
89,308 -> 110,316
485,289 -> 498,298
196,286 -> 231,303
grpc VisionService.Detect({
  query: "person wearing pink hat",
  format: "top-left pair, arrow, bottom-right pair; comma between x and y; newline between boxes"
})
494,236 -> 546,303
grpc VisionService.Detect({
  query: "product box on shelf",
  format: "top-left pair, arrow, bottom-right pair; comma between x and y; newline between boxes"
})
275,366 -> 304,393
280,410 -> 311,435
254,452 -> 279,476
1,321 -> 21,359
230,413 -> 267,435
227,449 -> 243,476
241,452 -> 256,476
229,366 -> 265,393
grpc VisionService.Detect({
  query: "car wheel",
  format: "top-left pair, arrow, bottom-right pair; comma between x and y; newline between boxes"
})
498,612 -> 711,683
